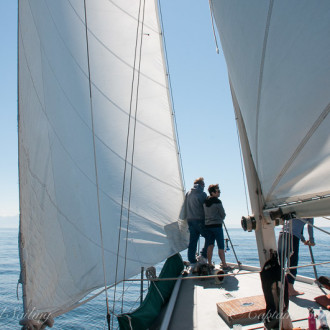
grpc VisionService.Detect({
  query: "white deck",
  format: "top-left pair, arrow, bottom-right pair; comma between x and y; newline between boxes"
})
167,263 -> 330,329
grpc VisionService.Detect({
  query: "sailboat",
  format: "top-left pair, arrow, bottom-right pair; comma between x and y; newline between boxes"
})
18,0 -> 330,329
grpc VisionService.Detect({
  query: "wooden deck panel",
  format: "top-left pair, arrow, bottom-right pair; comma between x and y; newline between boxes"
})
216,295 -> 266,326
168,264 -> 330,329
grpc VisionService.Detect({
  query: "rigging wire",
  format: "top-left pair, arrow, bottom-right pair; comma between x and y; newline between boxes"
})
122,270 -> 262,281
287,260 -> 330,269
121,0 -> 147,314
83,1 -> 111,328
208,0 -> 220,54
114,0 -> 189,318
235,120 -> 251,216
277,217 -> 330,328
128,288 -> 149,313
112,0 -> 144,325
279,222 -> 285,329
223,223 -> 241,266
278,220 -> 291,330
299,218 -> 330,236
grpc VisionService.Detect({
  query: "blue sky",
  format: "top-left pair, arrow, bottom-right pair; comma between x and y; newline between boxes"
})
0,1 -> 18,218
1,1 -> 328,229
0,0 -> 249,229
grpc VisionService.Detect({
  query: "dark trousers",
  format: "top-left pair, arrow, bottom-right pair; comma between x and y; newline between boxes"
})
278,232 -> 300,284
187,220 -> 207,263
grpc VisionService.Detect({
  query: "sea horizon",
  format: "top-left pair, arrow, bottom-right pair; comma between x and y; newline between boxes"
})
1,214 -> 330,230
1,226 -> 329,329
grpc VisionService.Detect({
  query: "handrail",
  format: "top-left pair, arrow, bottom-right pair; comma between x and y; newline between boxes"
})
123,269 -> 261,282
160,276 -> 182,330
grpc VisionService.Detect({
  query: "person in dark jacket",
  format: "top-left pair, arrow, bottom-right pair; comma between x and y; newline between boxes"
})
181,177 -> 208,269
203,184 -> 229,270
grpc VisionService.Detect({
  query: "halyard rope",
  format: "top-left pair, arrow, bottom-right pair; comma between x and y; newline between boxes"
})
112,0 -> 145,326
83,1 -> 111,328
121,0 -> 147,314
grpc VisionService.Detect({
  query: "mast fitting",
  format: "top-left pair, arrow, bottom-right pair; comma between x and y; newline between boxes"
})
263,208 -> 295,225
241,215 -> 256,232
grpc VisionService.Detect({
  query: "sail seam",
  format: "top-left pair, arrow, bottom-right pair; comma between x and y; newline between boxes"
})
266,102 -> 330,202
18,22 -> 179,242
18,19 -> 181,195
255,0 -> 274,172
20,145 -> 143,262
83,0 -> 111,321
41,2 -> 176,140
19,141 -> 175,249
35,2 -> 69,315
24,0 -> 177,170
66,0 -> 165,89
106,0 -> 158,33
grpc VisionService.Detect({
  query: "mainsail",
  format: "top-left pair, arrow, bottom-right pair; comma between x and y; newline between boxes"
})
18,0 -> 186,320
210,1 -> 330,218
211,3 -> 330,327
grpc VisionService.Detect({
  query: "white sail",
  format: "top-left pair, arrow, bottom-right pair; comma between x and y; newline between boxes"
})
211,1 -> 330,217
18,0 -> 186,317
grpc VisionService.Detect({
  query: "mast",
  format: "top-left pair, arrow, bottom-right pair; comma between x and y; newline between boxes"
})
230,83 -> 276,267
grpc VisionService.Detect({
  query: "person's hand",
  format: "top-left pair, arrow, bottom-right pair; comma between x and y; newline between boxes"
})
304,240 -> 315,246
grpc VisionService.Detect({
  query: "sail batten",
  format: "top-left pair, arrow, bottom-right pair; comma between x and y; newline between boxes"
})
18,0 -> 186,318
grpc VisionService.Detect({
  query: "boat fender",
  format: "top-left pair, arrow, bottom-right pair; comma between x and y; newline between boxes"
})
213,268 -> 225,284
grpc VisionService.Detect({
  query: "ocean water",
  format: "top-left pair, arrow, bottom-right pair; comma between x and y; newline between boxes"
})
0,227 -> 329,329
